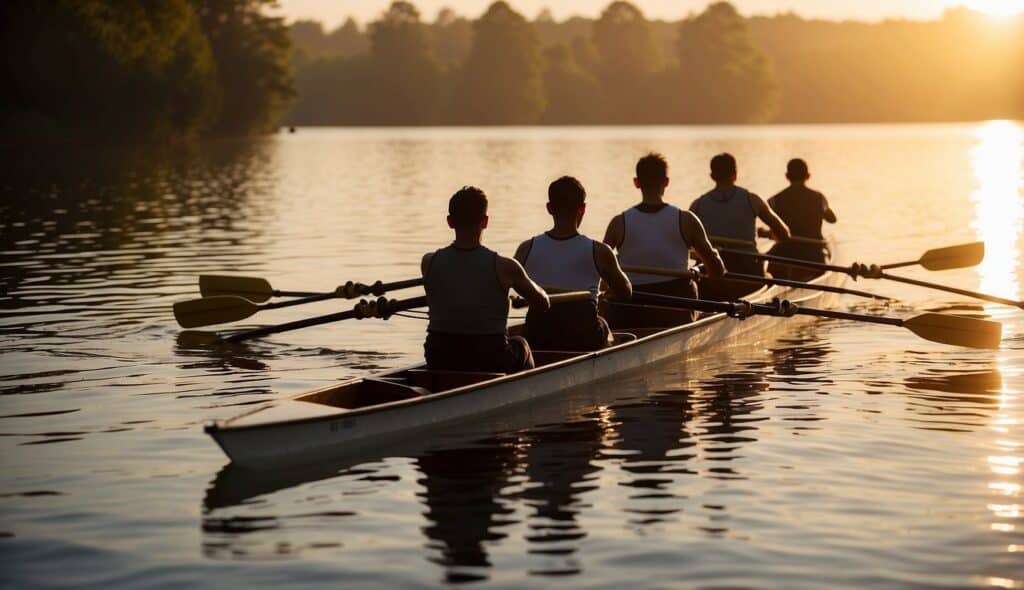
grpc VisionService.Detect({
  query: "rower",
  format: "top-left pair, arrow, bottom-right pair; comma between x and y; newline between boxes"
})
422,186 -> 550,374
603,152 -> 725,326
765,158 -> 837,280
514,176 -> 632,351
690,152 -> 790,300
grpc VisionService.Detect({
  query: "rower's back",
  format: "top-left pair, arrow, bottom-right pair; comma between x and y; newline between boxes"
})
517,176 -> 624,352
769,184 -> 827,244
425,245 -> 508,336
423,186 -> 545,375
766,159 -> 835,280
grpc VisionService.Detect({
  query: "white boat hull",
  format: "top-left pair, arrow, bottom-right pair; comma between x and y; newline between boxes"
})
207,268 -> 845,468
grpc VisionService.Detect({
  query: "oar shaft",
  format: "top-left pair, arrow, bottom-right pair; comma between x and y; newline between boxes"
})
629,292 -> 903,327
263,291 -> 339,310
223,296 -> 428,343
719,248 -> 850,275
723,272 -> 891,300
273,289 -> 326,298
879,272 -> 1023,308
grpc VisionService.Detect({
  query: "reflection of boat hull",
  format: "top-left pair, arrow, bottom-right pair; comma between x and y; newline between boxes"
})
207,251 -> 842,469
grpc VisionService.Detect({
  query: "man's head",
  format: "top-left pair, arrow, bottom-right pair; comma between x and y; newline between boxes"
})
634,152 -> 669,195
710,153 -> 737,184
547,176 -> 586,225
447,186 -> 488,231
786,158 -> 810,183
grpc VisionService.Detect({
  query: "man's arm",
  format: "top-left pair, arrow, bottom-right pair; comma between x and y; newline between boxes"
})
496,255 -> 550,311
822,194 -> 837,224
602,214 -> 624,249
593,242 -> 632,300
750,193 -> 790,241
420,252 -> 433,292
513,239 -> 533,266
680,211 -> 725,278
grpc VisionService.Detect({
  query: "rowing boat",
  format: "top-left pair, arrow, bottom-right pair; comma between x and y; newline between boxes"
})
206,243 -> 843,468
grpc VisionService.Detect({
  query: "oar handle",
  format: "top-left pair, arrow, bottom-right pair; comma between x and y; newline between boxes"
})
223,296 -> 428,343
622,265 -> 699,280
711,236 -> 757,249
511,291 -> 593,309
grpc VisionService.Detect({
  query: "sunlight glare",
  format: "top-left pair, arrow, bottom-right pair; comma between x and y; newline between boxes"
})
958,0 -> 1024,18
970,121 -> 1023,300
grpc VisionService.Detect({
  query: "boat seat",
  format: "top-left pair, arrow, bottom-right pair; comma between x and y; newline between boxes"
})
406,369 -> 506,392
611,332 -> 637,344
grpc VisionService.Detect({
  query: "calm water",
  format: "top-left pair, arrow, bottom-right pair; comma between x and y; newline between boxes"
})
1,124 -> 1022,588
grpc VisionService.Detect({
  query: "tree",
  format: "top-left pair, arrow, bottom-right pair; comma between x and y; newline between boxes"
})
591,1 -> 661,123
1,0 -> 219,140
673,2 -> 778,123
431,8 -> 473,69
453,2 -> 546,124
541,43 -> 602,124
195,0 -> 295,134
364,1 -> 443,124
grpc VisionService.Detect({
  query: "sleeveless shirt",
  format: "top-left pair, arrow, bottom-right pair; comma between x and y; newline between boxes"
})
769,185 -> 826,240
425,245 -> 509,335
691,186 -> 762,276
523,233 -> 600,296
691,186 -> 757,245
618,204 -> 689,285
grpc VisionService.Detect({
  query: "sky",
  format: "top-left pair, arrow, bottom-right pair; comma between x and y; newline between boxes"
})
274,0 -> 1024,28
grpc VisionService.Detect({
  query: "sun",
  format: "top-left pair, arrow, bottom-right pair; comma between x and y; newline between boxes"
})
959,0 -> 1024,18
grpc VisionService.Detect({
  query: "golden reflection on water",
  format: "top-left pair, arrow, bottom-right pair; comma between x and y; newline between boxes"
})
970,120 -> 1023,300
971,121 -> 1024,579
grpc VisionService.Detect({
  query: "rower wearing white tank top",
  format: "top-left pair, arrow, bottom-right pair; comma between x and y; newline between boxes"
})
515,176 -> 632,351
603,153 -> 725,327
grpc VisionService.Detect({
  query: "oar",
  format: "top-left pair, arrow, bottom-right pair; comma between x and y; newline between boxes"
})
712,235 -> 827,249
188,291 -> 587,345
879,242 -> 985,271
199,274 -> 423,303
718,242 -> 1022,309
621,265 -> 891,300
513,291 -> 592,308
198,275 -> 321,302
219,295 -> 429,343
628,291 -> 1001,349
178,277 -> 425,328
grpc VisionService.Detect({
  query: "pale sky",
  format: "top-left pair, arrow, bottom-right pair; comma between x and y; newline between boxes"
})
274,0 -> 1022,28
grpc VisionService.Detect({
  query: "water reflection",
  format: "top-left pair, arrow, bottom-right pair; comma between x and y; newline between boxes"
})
970,120 -> 1023,301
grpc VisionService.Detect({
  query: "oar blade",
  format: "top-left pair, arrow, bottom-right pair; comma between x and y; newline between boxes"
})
173,296 -> 260,328
919,242 -> 985,271
904,312 -> 1001,349
199,275 -> 274,303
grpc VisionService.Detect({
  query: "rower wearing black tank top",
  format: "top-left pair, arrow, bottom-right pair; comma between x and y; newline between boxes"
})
422,186 -> 550,374
766,158 -> 837,280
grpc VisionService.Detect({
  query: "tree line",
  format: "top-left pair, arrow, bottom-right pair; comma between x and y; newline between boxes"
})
1,0 -> 294,142
286,1 -> 1024,126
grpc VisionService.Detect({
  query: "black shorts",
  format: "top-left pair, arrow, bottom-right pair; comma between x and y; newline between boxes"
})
424,332 -> 534,374
524,300 -> 611,352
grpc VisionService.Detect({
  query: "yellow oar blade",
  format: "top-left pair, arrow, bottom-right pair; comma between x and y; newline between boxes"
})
173,296 -> 260,328
904,312 -> 1002,349
918,242 -> 985,271
199,275 -> 274,303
